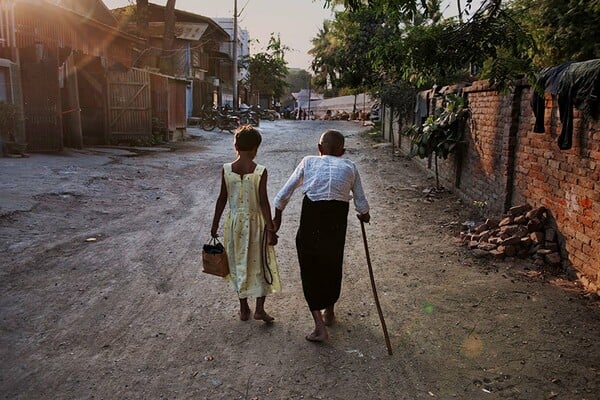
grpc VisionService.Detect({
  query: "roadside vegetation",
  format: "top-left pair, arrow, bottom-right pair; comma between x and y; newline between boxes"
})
315,0 -> 600,95
309,0 -> 600,177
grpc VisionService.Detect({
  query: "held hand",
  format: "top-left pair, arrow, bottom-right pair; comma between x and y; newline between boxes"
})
357,212 -> 370,223
273,208 -> 283,232
273,216 -> 281,232
267,230 -> 278,246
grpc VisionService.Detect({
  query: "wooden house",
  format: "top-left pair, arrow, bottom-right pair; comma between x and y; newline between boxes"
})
0,0 -> 186,152
112,3 -> 233,115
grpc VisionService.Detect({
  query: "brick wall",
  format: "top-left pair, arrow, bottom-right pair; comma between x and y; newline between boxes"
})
384,80 -> 600,292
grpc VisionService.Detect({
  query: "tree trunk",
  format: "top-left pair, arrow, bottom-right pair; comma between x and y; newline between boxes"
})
159,0 -> 176,75
435,154 -> 440,189
136,0 -> 149,34
134,0 -> 150,67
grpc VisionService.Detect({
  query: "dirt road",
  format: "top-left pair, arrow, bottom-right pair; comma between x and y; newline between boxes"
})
1,120 -> 599,399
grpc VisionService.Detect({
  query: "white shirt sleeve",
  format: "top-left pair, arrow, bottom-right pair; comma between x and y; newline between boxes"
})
352,165 -> 369,214
274,157 -> 305,210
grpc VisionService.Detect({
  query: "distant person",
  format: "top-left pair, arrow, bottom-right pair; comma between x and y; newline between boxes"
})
210,125 -> 281,322
273,129 -> 370,342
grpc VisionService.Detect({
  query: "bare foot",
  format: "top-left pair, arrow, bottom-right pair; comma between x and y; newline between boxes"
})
323,309 -> 335,326
305,329 -> 328,342
254,311 -> 274,323
240,306 -> 251,321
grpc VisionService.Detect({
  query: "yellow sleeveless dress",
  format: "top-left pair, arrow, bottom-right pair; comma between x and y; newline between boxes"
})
223,163 -> 281,298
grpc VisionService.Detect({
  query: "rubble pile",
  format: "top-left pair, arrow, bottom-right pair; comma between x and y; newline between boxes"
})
460,204 -> 562,267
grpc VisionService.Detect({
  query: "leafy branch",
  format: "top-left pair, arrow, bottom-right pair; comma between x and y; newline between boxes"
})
403,94 -> 470,187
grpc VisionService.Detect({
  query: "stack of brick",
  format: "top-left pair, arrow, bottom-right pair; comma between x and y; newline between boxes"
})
461,204 -> 562,266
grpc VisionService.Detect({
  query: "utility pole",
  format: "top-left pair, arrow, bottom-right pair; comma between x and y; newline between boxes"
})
307,74 -> 312,116
232,0 -> 238,111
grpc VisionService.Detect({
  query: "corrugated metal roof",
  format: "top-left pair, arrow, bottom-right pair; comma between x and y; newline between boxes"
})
175,22 -> 209,40
147,22 -> 209,41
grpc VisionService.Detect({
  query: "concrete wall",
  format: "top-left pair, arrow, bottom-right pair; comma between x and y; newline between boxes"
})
384,80 -> 600,292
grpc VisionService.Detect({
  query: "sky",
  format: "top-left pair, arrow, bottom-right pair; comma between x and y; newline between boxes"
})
103,1 -> 478,70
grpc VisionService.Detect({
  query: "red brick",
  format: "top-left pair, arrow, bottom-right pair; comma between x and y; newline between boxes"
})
577,215 -> 595,228
575,231 -> 592,246
578,198 -> 593,208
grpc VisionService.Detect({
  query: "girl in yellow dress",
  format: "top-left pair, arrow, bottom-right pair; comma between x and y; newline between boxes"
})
210,125 -> 281,322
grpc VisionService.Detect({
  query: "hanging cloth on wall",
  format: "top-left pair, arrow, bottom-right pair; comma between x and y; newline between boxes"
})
414,90 -> 430,126
531,59 -> 600,150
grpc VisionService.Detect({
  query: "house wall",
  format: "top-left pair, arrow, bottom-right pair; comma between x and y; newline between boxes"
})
149,72 -> 188,141
0,1 -> 142,151
13,2 -> 134,67
387,80 -> 600,293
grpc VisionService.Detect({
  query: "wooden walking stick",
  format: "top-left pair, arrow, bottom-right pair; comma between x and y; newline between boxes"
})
360,220 -> 393,355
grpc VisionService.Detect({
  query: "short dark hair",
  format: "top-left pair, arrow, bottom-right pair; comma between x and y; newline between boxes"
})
320,129 -> 345,148
235,125 -> 262,151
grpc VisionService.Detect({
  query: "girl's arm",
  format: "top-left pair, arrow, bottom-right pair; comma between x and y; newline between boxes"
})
210,170 -> 228,238
259,170 -> 277,245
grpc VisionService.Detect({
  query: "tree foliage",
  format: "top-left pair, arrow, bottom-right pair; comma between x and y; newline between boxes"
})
409,94 -> 469,160
509,0 -> 600,68
404,94 -> 470,187
318,0 -> 600,95
308,20 -> 338,94
286,69 -> 312,94
242,34 -> 289,101
309,9 -> 381,96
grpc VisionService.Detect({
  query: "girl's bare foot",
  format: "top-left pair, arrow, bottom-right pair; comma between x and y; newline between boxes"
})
240,308 -> 251,321
305,328 -> 329,342
254,297 -> 273,323
254,311 -> 274,323
239,299 -> 251,321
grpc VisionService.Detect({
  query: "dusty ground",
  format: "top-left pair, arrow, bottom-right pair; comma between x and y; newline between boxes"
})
1,120 -> 599,400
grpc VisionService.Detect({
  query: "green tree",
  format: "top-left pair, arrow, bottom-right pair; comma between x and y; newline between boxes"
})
242,34 -> 289,104
325,0 -> 600,88
286,69 -> 312,93
509,0 -> 600,68
308,20 -> 337,95
309,7 -> 384,96
330,7 -> 380,90
319,0 -> 537,89
405,94 -> 470,187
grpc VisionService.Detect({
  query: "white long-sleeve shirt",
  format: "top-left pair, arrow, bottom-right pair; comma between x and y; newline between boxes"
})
274,155 -> 370,214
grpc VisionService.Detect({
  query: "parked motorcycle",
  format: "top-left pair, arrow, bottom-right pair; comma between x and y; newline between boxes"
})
253,106 -> 279,121
235,108 -> 260,127
201,108 -> 240,133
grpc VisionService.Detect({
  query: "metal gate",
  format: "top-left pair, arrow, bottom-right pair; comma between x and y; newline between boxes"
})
107,68 -> 152,143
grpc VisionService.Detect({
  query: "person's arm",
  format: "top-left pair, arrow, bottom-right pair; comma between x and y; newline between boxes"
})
273,207 -> 283,232
352,165 -> 370,223
273,158 -> 306,230
210,170 -> 228,238
258,169 -> 278,245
